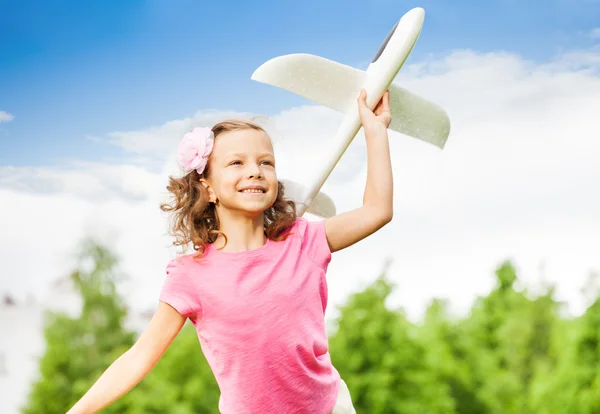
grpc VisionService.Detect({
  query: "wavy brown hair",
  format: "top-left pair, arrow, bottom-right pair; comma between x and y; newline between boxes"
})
160,119 -> 297,259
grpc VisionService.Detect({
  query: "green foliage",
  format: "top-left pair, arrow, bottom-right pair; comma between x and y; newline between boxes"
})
328,260 -> 600,413
23,242 -> 600,413
22,240 -> 136,414
329,264 -> 455,413
118,323 -> 221,413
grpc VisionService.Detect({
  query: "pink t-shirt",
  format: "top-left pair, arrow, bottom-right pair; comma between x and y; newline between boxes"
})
159,217 -> 341,413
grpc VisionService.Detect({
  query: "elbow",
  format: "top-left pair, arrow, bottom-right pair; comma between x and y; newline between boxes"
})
364,203 -> 393,228
377,209 -> 393,228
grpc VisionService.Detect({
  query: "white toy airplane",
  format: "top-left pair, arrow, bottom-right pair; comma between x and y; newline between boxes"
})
251,7 -> 450,217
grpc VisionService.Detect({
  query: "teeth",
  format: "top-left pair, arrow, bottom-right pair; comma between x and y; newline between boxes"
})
241,189 -> 264,193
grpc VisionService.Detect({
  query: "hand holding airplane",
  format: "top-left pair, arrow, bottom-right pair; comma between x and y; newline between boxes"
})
357,89 -> 392,133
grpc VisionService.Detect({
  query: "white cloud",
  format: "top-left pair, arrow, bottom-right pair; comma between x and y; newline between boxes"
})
0,162 -> 163,201
590,27 -> 600,39
106,110 -> 258,158
0,110 -> 14,123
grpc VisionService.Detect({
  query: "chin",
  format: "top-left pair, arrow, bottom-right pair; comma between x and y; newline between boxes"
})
225,192 -> 277,216
226,200 -> 268,214
244,201 -> 275,214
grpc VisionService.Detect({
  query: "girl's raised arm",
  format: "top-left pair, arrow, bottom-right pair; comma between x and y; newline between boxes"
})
324,89 -> 394,253
66,301 -> 187,414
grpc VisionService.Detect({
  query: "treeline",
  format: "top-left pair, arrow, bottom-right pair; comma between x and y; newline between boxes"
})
23,241 -> 600,413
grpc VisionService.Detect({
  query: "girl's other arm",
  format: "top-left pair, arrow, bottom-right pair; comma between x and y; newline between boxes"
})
66,301 -> 186,414
325,89 -> 394,253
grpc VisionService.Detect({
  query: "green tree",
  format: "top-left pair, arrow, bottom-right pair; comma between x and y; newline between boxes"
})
120,322 -> 221,413
22,240 -> 136,414
328,261 -> 455,413
567,297 -> 600,413
416,298 -> 487,413
459,261 -> 560,413
533,288 -> 600,413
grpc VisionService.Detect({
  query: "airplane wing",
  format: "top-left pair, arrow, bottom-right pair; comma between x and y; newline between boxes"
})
280,179 -> 336,218
251,53 -> 450,149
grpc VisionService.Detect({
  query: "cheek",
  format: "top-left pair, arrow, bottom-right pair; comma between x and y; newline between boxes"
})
217,171 -> 241,192
269,173 -> 279,195
266,168 -> 278,181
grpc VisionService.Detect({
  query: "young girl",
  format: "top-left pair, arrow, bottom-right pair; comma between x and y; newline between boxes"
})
66,88 -> 393,414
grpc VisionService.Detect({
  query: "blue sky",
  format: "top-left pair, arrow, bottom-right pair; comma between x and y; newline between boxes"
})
1,0 -> 599,166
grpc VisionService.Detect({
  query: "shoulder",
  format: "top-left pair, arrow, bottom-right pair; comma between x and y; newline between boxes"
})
288,217 -> 331,268
284,216 -> 326,239
165,249 -> 210,277
160,253 -> 204,319
290,216 -> 308,234
283,217 -> 316,242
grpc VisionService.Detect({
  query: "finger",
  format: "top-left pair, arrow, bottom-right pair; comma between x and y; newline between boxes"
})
374,95 -> 385,113
374,92 -> 386,113
357,89 -> 367,108
373,101 -> 383,115
383,90 -> 391,112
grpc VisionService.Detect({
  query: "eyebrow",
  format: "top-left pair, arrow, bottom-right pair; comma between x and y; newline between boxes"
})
228,153 -> 274,158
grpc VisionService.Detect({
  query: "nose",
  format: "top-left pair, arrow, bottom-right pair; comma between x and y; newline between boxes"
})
247,162 -> 262,179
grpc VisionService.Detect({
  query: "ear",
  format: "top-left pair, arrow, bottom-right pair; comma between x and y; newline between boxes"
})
199,178 -> 218,203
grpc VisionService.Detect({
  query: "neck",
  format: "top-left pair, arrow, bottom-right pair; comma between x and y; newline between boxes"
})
214,210 -> 266,252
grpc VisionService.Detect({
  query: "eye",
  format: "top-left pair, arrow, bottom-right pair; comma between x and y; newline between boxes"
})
261,160 -> 274,166
229,160 -> 242,166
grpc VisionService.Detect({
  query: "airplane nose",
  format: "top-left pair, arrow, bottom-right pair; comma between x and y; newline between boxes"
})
404,7 -> 425,22
399,8 -> 424,29
371,7 -> 425,64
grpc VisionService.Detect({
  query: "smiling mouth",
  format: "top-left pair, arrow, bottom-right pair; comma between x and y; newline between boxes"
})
239,189 -> 265,193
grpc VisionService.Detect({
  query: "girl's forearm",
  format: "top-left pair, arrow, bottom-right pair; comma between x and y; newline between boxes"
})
66,348 -> 153,414
362,125 -> 394,220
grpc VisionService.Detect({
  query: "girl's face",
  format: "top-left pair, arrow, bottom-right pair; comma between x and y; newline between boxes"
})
202,129 -> 279,218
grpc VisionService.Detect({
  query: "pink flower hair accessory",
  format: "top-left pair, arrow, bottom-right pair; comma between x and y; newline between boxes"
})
177,127 -> 215,175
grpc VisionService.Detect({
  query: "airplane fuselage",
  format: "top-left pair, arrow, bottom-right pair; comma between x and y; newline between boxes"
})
297,8 -> 425,215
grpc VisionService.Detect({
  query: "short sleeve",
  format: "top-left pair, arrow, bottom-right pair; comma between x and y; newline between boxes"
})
301,217 -> 332,269
159,258 -> 200,319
